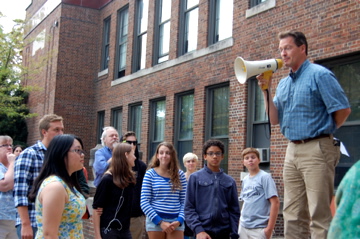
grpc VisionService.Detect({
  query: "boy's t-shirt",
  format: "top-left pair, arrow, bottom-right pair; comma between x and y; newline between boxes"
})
240,170 -> 278,228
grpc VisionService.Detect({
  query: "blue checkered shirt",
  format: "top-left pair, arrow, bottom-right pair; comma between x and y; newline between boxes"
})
14,140 -> 46,227
273,60 -> 350,141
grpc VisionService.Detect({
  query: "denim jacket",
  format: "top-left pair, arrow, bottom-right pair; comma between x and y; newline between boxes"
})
184,165 -> 240,239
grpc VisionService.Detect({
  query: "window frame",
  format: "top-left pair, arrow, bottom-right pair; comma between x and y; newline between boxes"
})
114,6 -> 129,79
174,90 -> 195,170
178,0 -> 199,56
153,0 -> 171,65
128,102 -> 143,145
100,17 -> 111,70
96,111 -> 105,144
205,82 -> 229,172
208,0 -> 233,45
246,77 -> 270,148
111,107 -> 123,134
148,97 -> 166,161
132,0 -> 149,72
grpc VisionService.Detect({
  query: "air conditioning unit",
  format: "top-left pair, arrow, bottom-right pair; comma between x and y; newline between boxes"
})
256,148 -> 270,163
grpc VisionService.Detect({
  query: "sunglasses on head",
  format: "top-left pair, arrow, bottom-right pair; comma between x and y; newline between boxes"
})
124,140 -> 137,145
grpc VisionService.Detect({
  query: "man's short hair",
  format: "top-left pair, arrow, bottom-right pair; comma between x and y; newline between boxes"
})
100,126 -> 118,146
241,147 -> 260,160
0,135 -> 12,144
202,139 -> 225,156
278,30 -> 308,55
121,131 -> 136,141
38,114 -> 63,139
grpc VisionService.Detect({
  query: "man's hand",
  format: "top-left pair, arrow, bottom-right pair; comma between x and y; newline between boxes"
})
21,224 -> 34,239
256,73 -> 273,92
196,231 -> 212,239
6,152 -> 16,164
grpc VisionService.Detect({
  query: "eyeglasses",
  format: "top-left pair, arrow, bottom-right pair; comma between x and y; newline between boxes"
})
279,46 -> 294,54
206,152 -> 223,157
0,144 -> 13,148
70,149 -> 86,155
124,140 -> 137,145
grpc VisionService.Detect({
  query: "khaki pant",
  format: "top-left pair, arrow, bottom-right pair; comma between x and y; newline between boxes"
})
0,220 -> 17,239
130,215 -> 145,239
283,136 -> 340,239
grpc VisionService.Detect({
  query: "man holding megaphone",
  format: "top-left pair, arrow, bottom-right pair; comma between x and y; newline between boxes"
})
256,31 -> 351,239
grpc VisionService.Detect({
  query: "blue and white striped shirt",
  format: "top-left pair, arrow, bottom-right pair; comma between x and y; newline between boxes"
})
140,168 -> 187,225
14,141 -> 46,227
274,60 -> 350,141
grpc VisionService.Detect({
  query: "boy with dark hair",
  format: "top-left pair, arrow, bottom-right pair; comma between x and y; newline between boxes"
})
239,148 -> 279,239
185,139 -> 240,239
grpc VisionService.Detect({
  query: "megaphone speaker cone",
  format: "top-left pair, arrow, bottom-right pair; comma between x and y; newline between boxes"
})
234,57 -> 248,84
234,57 -> 283,85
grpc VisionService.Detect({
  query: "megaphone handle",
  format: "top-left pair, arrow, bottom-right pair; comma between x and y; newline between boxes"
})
261,71 -> 273,90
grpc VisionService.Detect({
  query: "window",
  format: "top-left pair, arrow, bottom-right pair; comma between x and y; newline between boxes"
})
246,0 -> 276,18
149,98 -> 166,160
115,6 -> 129,78
101,17 -> 111,70
205,83 -> 229,172
245,78 -> 271,168
246,78 -> 270,148
133,0 -> 149,72
175,91 -> 194,170
179,0 -> 199,55
96,111 -> 105,144
318,52 -> 360,187
111,107 -> 122,134
208,0 -> 233,45
250,0 -> 267,8
154,0 -> 171,64
128,103 -> 143,144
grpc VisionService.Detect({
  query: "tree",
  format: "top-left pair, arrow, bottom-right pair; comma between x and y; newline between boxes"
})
0,13 -> 34,145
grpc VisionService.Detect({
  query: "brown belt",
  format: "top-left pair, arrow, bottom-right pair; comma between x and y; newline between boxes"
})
291,134 -> 330,144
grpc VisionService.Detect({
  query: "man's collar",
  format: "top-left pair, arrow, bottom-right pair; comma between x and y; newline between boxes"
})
289,59 -> 310,80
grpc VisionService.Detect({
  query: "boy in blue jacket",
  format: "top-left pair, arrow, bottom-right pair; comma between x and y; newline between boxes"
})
185,139 -> 240,239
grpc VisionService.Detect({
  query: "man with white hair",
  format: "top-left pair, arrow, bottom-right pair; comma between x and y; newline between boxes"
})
93,126 -> 119,187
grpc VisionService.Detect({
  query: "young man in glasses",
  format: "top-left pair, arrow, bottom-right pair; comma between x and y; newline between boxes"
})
185,139 -> 240,239
120,131 -> 147,239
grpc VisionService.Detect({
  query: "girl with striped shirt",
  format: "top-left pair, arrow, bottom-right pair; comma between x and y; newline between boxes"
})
140,142 -> 187,239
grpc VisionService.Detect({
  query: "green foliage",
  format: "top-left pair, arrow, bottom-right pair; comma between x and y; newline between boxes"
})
0,13 -> 35,145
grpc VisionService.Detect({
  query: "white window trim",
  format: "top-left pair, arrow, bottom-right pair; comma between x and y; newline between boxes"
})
246,0 -> 276,18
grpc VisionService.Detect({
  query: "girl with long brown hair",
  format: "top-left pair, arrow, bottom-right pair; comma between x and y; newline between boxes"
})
140,142 -> 187,239
92,143 -> 136,239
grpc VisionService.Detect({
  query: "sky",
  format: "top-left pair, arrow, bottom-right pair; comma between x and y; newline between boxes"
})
0,0 -> 31,33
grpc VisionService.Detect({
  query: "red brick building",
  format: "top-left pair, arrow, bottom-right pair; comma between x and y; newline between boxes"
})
22,0 -> 360,237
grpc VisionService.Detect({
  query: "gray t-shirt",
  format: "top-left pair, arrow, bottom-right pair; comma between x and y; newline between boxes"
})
239,170 -> 278,228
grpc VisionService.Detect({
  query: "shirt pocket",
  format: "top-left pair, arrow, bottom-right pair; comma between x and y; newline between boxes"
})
219,180 -> 232,189
198,180 -> 214,187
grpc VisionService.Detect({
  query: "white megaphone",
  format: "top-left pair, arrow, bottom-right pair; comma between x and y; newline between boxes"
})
234,57 -> 283,90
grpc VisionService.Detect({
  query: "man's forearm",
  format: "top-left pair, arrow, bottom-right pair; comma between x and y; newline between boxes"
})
263,90 -> 279,125
17,206 -> 31,226
333,108 -> 351,128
